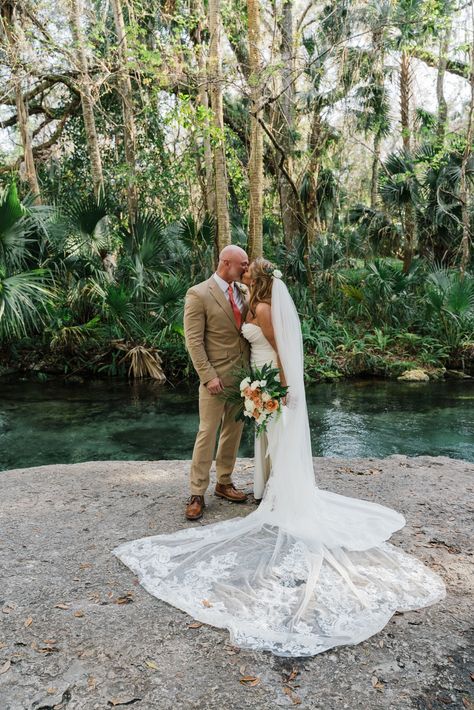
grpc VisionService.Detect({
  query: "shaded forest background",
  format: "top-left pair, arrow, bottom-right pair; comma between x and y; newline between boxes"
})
0,0 -> 474,383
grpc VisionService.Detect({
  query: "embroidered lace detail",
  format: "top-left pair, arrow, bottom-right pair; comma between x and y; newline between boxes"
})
113,525 -> 446,657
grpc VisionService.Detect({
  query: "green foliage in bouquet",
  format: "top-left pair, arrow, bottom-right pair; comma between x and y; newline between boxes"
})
221,363 -> 289,435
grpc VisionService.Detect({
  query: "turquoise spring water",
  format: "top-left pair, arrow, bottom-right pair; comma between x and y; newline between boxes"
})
0,377 -> 473,471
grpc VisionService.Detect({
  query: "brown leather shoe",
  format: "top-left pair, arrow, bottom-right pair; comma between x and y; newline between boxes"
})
185,495 -> 205,520
215,482 -> 247,503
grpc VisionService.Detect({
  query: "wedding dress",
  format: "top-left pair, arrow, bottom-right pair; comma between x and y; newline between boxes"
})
112,279 -> 446,656
243,321 -> 278,499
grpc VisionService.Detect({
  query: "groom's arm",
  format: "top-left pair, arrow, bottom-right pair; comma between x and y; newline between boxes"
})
184,291 -> 218,386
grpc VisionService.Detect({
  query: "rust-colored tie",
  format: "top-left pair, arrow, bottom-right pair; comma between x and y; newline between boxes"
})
228,284 -> 242,329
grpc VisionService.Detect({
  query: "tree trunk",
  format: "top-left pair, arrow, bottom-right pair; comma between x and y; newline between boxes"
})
110,0 -> 138,225
247,0 -> 263,260
370,132 -> 382,210
400,50 -> 415,273
369,22 -> 385,211
306,101 -> 324,246
1,5 -> 41,203
459,34 -> 474,278
68,0 -> 104,199
190,0 -> 216,217
277,0 -> 299,250
208,0 -> 231,254
436,20 -> 452,147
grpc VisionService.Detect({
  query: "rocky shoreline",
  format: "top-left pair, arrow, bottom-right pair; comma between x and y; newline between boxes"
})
1,456 -> 473,709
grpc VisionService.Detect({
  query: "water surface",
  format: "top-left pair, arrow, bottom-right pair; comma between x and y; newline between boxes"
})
0,377 -> 473,471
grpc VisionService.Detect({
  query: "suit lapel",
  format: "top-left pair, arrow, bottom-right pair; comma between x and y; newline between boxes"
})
209,277 -> 239,330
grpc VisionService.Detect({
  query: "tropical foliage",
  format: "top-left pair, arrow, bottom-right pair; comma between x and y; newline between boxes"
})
0,0 -> 473,382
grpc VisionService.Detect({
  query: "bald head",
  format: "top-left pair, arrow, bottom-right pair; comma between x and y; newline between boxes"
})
219,245 -> 247,262
216,245 -> 249,283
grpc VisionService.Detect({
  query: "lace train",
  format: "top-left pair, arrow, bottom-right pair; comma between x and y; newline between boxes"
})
113,513 -> 446,657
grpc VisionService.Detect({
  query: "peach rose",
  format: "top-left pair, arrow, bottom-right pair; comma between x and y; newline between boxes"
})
265,399 -> 279,412
243,386 -> 253,398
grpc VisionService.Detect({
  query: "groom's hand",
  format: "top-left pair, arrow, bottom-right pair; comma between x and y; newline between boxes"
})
206,377 -> 224,395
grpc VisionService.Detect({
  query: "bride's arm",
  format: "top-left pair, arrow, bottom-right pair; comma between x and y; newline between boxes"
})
255,302 -> 287,388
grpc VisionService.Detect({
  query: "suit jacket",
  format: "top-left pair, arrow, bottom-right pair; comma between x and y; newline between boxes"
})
184,277 -> 250,386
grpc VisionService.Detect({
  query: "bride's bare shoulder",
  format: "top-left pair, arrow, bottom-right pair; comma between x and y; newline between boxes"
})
255,301 -> 271,315
255,301 -> 272,327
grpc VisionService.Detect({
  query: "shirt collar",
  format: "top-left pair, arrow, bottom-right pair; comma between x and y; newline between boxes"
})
213,272 -> 233,292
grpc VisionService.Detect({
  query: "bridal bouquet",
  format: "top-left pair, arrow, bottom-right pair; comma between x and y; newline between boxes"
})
223,363 -> 288,435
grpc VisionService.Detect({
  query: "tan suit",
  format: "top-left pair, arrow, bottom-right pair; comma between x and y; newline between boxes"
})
184,277 -> 250,495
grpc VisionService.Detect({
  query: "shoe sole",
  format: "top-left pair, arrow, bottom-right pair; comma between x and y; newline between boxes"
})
214,491 -> 248,503
185,503 -> 205,520
185,512 -> 203,520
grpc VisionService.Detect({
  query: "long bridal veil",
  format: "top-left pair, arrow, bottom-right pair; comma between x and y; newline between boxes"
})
112,278 -> 446,656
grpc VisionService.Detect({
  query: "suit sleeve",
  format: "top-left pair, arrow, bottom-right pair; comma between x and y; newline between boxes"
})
183,290 -> 218,385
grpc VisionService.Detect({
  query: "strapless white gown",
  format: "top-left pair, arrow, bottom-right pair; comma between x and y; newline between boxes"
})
241,322 -> 278,499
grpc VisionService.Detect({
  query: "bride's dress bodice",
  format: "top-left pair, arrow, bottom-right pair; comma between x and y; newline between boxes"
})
241,322 -> 278,368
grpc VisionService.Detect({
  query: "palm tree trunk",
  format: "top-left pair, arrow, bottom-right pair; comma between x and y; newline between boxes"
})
436,21 -> 452,147
370,132 -> 382,210
1,5 -> 41,203
208,0 -> 231,254
277,0 -> 299,250
247,0 -> 263,260
400,50 -> 415,273
110,0 -> 138,225
68,0 -> 104,199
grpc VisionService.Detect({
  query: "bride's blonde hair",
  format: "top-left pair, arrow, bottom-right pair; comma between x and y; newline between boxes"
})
249,257 -> 275,316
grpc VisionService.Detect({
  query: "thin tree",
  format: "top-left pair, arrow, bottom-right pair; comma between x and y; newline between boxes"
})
208,0 -> 231,253
247,0 -> 263,259
276,0 -> 299,250
190,0 -> 216,217
0,3 -> 41,203
110,0 -> 138,225
68,0 -> 104,199
459,20 -> 474,278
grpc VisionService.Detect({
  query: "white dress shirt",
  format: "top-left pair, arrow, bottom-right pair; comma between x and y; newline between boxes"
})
213,272 -> 243,311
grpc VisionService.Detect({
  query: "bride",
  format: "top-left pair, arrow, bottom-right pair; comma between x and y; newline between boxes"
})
113,258 -> 446,657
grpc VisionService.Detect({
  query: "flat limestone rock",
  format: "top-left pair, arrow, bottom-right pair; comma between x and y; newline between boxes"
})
397,369 -> 430,382
0,456 -> 473,710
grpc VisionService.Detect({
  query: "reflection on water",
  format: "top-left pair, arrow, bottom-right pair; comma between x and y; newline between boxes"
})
0,377 -> 473,471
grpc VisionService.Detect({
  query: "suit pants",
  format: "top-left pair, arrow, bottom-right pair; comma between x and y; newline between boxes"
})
190,383 -> 244,495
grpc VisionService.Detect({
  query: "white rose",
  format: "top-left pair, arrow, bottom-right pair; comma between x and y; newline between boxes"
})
261,392 -> 271,402
244,399 -> 255,413
240,377 -> 251,390
250,380 -> 260,390
244,410 -> 253,418
259,379 -> 267,387
273,269 -> 282,279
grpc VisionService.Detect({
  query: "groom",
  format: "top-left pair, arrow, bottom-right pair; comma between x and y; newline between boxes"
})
183,245 -> 251,520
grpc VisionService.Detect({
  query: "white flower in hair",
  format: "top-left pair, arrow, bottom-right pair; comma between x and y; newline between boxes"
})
273,269 -> 282,279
